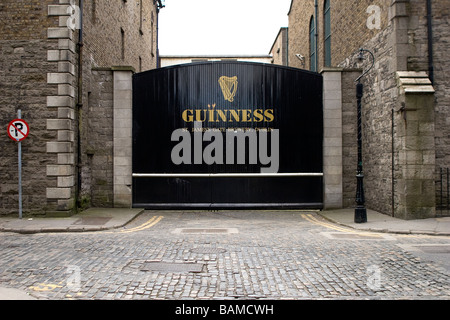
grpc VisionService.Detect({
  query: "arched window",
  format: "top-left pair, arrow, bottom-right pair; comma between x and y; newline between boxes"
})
309,16 -> 316,72
324,0 -> 331,67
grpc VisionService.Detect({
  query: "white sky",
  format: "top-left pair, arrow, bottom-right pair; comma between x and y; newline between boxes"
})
158,0 -> 292,56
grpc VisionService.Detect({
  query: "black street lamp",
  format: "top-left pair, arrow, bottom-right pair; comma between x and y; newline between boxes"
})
354,48 -> 375,224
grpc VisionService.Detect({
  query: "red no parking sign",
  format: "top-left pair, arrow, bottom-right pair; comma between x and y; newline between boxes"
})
7,114 -> 29,219
7,119 -> 30,142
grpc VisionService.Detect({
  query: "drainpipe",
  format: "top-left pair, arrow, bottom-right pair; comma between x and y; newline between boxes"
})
426,0 -> 434,84
76,0 -> 84,209
155,0 -> 165,68
286,27 -> 289,66
391,108 -> 395,217
314,0 -> 319,72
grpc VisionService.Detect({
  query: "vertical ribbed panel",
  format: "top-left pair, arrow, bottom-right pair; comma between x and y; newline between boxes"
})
132,62 -> 323,208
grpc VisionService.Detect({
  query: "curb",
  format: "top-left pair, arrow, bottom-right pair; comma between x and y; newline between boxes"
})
317,212 -> 450,237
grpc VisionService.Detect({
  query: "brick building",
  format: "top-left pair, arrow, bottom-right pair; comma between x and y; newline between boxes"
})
269,27 -> 289,66
286,0 -> 449,219
160,55 -> 273,67
0,0 -> 164,216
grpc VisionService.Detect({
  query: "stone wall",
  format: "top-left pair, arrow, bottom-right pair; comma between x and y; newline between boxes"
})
288,0 -> 390,71
0,0 -> 58,39
0,0 -> 160,216
0,39 -> 58,216
418,0 -> 450,192
269,28 -> 288,66
82,0 -> 158,71
0,0 -> 60,216
81,68 -> 114,208
288,0 -> 448,218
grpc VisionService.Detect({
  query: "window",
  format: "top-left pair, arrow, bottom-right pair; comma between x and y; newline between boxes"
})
324,0 -> 331,67
91,0 -> 96,23
151,11 -> 154,55
309,16 -> 316,72
121,28 -> 125,60
139,0 -> 144,35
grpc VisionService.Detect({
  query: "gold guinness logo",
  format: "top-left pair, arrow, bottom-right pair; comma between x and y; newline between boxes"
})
219,76 -> 238,102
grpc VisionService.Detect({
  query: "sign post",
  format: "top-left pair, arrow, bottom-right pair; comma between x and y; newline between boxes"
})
7,110 -> 30,219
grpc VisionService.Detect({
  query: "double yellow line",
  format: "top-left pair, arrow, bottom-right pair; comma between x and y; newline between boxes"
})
119,215 -> 164,234
301,213 -> 386,238
301,213 -> 353,233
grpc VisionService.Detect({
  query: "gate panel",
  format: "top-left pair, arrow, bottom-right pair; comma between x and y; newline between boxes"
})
133,62 -> 323,209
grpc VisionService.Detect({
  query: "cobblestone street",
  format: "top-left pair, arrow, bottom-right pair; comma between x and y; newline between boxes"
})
0,211 -> 449,300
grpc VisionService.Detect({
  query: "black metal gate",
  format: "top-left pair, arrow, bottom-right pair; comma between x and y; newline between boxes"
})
132,62 -> 323,209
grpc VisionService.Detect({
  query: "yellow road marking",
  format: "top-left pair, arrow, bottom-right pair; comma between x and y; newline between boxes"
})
301,213 -> 351,233
29,282 -> 63,292
301,213 -> 383,238
119,215 -> 164,234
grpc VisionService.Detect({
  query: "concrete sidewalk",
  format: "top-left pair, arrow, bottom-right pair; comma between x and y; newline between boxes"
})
0,287 -> 37,300
0,207 -> 448,236
319,209 -> 450,236
0,208 -> 144,234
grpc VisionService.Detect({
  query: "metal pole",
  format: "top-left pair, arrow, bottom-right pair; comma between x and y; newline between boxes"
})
447,168 -> 450,213
353,48 -> 375,223
18,109 -> 23,220
355,82 -> 367,223
440,167 -> 443,215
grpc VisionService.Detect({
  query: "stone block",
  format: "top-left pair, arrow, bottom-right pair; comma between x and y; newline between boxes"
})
47,165 -> 74,177
47,73 -> 73,84
47,187 -> 71,200
47,119 -> 71,130
114,156 -> 132,167
58,107 -> 75,120
58,130 -> 75,142
47,96 -> 73,107
48,27 -> 72,39
47,142 -> 73,153
58,39 -> 76,52
114,165 -> 131,178
58,176 -> 75,188
58,153 -> 75,165
48,5 -> 70,16
58,84 -> 75,97
114,194 -> 133,208
58,61 -> 75,75
48,50 -> 60,61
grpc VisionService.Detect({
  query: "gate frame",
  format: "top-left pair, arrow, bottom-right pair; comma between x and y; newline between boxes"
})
111,65 -> 345,210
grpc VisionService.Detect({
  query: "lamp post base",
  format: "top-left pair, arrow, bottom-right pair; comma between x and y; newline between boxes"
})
354,206 -> 367,223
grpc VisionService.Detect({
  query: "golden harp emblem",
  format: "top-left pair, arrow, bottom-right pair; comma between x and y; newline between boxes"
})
218,76 -> 238,102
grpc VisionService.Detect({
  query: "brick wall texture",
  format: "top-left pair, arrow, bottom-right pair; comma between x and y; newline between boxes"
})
0,0 -> 159,216
288,0 -> 449,217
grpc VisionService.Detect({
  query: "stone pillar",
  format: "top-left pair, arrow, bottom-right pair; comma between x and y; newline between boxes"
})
46,1 -> 77,215
112,67 -> 134,208
322,68 -> 344,209
389,0 -> 410,72
394,71 -> 436,219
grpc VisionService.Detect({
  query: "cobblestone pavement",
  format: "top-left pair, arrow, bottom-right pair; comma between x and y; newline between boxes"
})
0,211 -> 449,300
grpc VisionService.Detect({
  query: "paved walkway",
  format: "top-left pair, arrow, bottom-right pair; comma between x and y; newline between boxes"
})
0,207 -> 448,236
319,209 -> 450,236
0,208 -> 144,234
